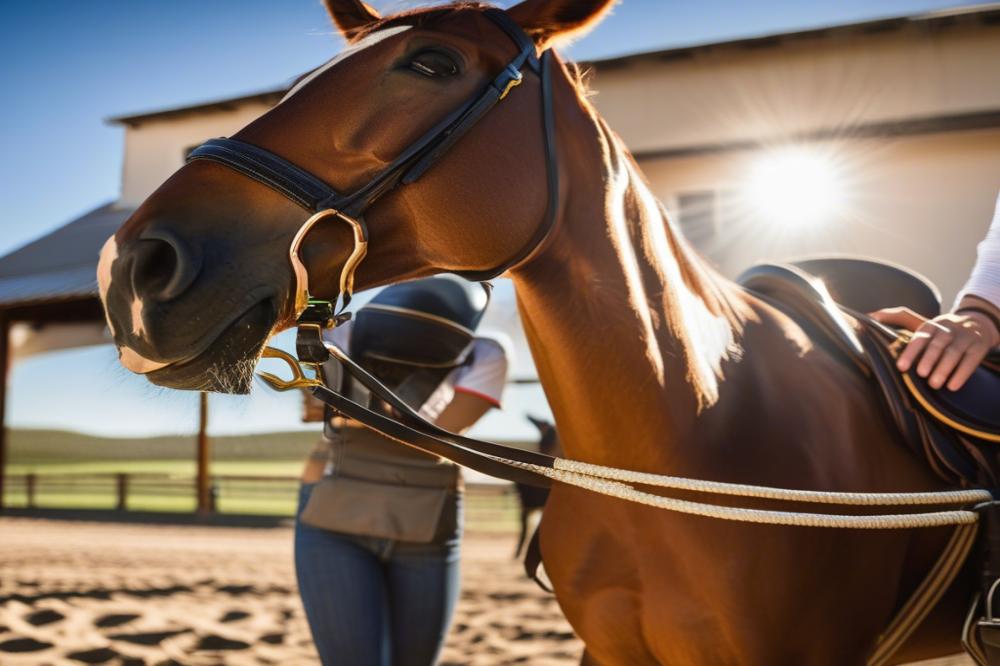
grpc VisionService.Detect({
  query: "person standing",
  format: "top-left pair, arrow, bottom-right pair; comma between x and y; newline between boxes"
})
294,277 -> 508,666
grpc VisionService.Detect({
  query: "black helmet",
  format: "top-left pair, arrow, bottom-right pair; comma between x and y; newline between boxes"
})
350,277 -> 488,368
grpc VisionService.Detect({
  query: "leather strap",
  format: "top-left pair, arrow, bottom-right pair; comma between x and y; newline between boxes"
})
318,340 -> 556,477
457,48 -> 559,281
313,382 -> 553,487
187,8 -> 559,286
187,138 -> 335,212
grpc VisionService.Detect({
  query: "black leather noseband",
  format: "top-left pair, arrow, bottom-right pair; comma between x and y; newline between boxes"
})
186,8 -> 558,285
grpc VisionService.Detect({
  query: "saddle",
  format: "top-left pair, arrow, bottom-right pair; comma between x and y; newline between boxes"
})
739,258 -> 1000,664
739,259 -> 1000,485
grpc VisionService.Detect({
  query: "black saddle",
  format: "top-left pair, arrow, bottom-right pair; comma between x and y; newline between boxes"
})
792,256 -> 942,319
738,258 -> 1000,486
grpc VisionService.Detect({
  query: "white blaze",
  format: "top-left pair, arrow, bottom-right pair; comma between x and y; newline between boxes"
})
97,235 -> 119,337
97,234 -> 168,374
279,25 -> 411,104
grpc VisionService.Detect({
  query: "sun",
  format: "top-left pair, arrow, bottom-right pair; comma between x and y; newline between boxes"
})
742,147 -> 846,229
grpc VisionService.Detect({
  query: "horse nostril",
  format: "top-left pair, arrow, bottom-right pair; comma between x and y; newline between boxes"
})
130,229 -> 201,302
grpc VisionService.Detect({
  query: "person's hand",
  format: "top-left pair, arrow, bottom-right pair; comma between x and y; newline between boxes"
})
870,306 -> 1000,391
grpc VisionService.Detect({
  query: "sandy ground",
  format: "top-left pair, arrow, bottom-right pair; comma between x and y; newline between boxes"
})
0,517 -> 579,665
0,517 -> 976,665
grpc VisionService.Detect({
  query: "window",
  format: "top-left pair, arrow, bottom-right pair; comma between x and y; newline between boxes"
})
671,189 -> 740,256
676,191 -> 717,248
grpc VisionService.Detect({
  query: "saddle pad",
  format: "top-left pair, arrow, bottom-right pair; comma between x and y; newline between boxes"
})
906,356 -> 1000,436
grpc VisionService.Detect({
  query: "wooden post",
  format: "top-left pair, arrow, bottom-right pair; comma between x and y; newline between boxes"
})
26,473 -> 36,509
196,392 -> 211,515
0,314 -> 9,513
116,473 -> 128,511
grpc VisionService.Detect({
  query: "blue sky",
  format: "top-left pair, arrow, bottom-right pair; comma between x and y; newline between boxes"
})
0,0 -> 978,441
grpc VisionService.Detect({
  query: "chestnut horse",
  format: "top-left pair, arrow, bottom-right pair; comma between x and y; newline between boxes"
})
98,1 -> 974,663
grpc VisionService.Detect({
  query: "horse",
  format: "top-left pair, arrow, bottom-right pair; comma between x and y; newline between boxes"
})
514,415 -> 560,559
97,1 -> 977,662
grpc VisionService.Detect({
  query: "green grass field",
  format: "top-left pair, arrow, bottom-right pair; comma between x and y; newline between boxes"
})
3,429 -> 523,530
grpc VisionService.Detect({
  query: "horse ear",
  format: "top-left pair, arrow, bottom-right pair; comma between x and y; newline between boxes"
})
322,0 -> 382,39
507,0 -> 616,47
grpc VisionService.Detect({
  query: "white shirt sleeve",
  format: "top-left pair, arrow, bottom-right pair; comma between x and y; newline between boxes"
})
452,337 -> 509,407
956,190 -> 1000,311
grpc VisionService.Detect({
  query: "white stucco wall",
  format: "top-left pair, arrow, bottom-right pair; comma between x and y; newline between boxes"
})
642,127 -> 1000,303
118,102 -> 274,207
588,21 -> 1000,154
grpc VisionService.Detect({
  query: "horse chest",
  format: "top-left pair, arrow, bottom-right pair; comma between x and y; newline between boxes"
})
540,484 -> 911,665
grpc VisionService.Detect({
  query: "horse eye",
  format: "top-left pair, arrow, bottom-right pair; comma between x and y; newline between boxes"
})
408,50 -> 459,77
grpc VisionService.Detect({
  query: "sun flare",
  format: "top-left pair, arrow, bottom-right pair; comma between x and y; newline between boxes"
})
742,147 -> 846,229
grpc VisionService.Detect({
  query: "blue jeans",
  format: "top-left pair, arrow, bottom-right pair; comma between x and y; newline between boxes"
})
294,482 -> 462,666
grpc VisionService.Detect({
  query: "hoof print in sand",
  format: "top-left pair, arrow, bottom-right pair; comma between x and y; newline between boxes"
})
95,613 -> 140,628
108,630 -> 188,645
197,634 -> 251,650
67,646 -> 121,663
26,609 -> 64,626
0,637 -> 54,652
219,610 -> 251,623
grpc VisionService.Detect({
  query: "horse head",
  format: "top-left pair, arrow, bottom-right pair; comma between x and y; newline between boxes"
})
97,0 -> 615,393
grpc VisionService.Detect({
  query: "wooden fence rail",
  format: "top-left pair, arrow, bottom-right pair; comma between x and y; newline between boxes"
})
2,473 -> 521,531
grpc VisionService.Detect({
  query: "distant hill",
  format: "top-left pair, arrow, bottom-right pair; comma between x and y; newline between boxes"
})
8,428 -> 537,463
9,429 -> 320,462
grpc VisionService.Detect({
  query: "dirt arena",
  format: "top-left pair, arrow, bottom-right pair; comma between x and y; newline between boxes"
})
0,516 -> 974,665
0,517 -> 579,665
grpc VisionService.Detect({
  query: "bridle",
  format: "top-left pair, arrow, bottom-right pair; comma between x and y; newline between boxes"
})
187,8 -> 559,321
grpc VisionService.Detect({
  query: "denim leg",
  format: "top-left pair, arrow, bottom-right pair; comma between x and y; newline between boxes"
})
294,483 -> 389,666
385,492 -> 463,666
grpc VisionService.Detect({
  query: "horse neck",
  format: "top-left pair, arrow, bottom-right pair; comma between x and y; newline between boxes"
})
511,78 -> 750,469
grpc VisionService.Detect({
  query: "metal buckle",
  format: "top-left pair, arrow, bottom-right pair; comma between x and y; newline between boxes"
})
499,69 -> 523,100
888,329 -> 913,357
256,347 -> 323,391
288,209 -> 369,318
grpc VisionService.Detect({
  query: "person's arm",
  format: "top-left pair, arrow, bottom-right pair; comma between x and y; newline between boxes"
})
872,301 -> 999,390
435,391 -> 495,433
872,192 -> 1000,390
435,337 -> 509,432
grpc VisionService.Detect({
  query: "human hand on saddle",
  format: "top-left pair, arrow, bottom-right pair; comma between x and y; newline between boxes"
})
871,296 -> 1000,391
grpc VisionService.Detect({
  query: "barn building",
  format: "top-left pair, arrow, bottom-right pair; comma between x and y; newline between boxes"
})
1,3 -> 999,507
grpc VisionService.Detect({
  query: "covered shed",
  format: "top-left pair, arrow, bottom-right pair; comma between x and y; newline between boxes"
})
0,202 -> 211,513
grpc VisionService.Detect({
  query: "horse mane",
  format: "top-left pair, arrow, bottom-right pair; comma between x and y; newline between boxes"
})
588,108 -> 751,409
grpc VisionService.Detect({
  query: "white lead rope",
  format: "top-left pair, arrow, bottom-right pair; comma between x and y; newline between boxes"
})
497,459 -> 992,529
552,458 -> 992,507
